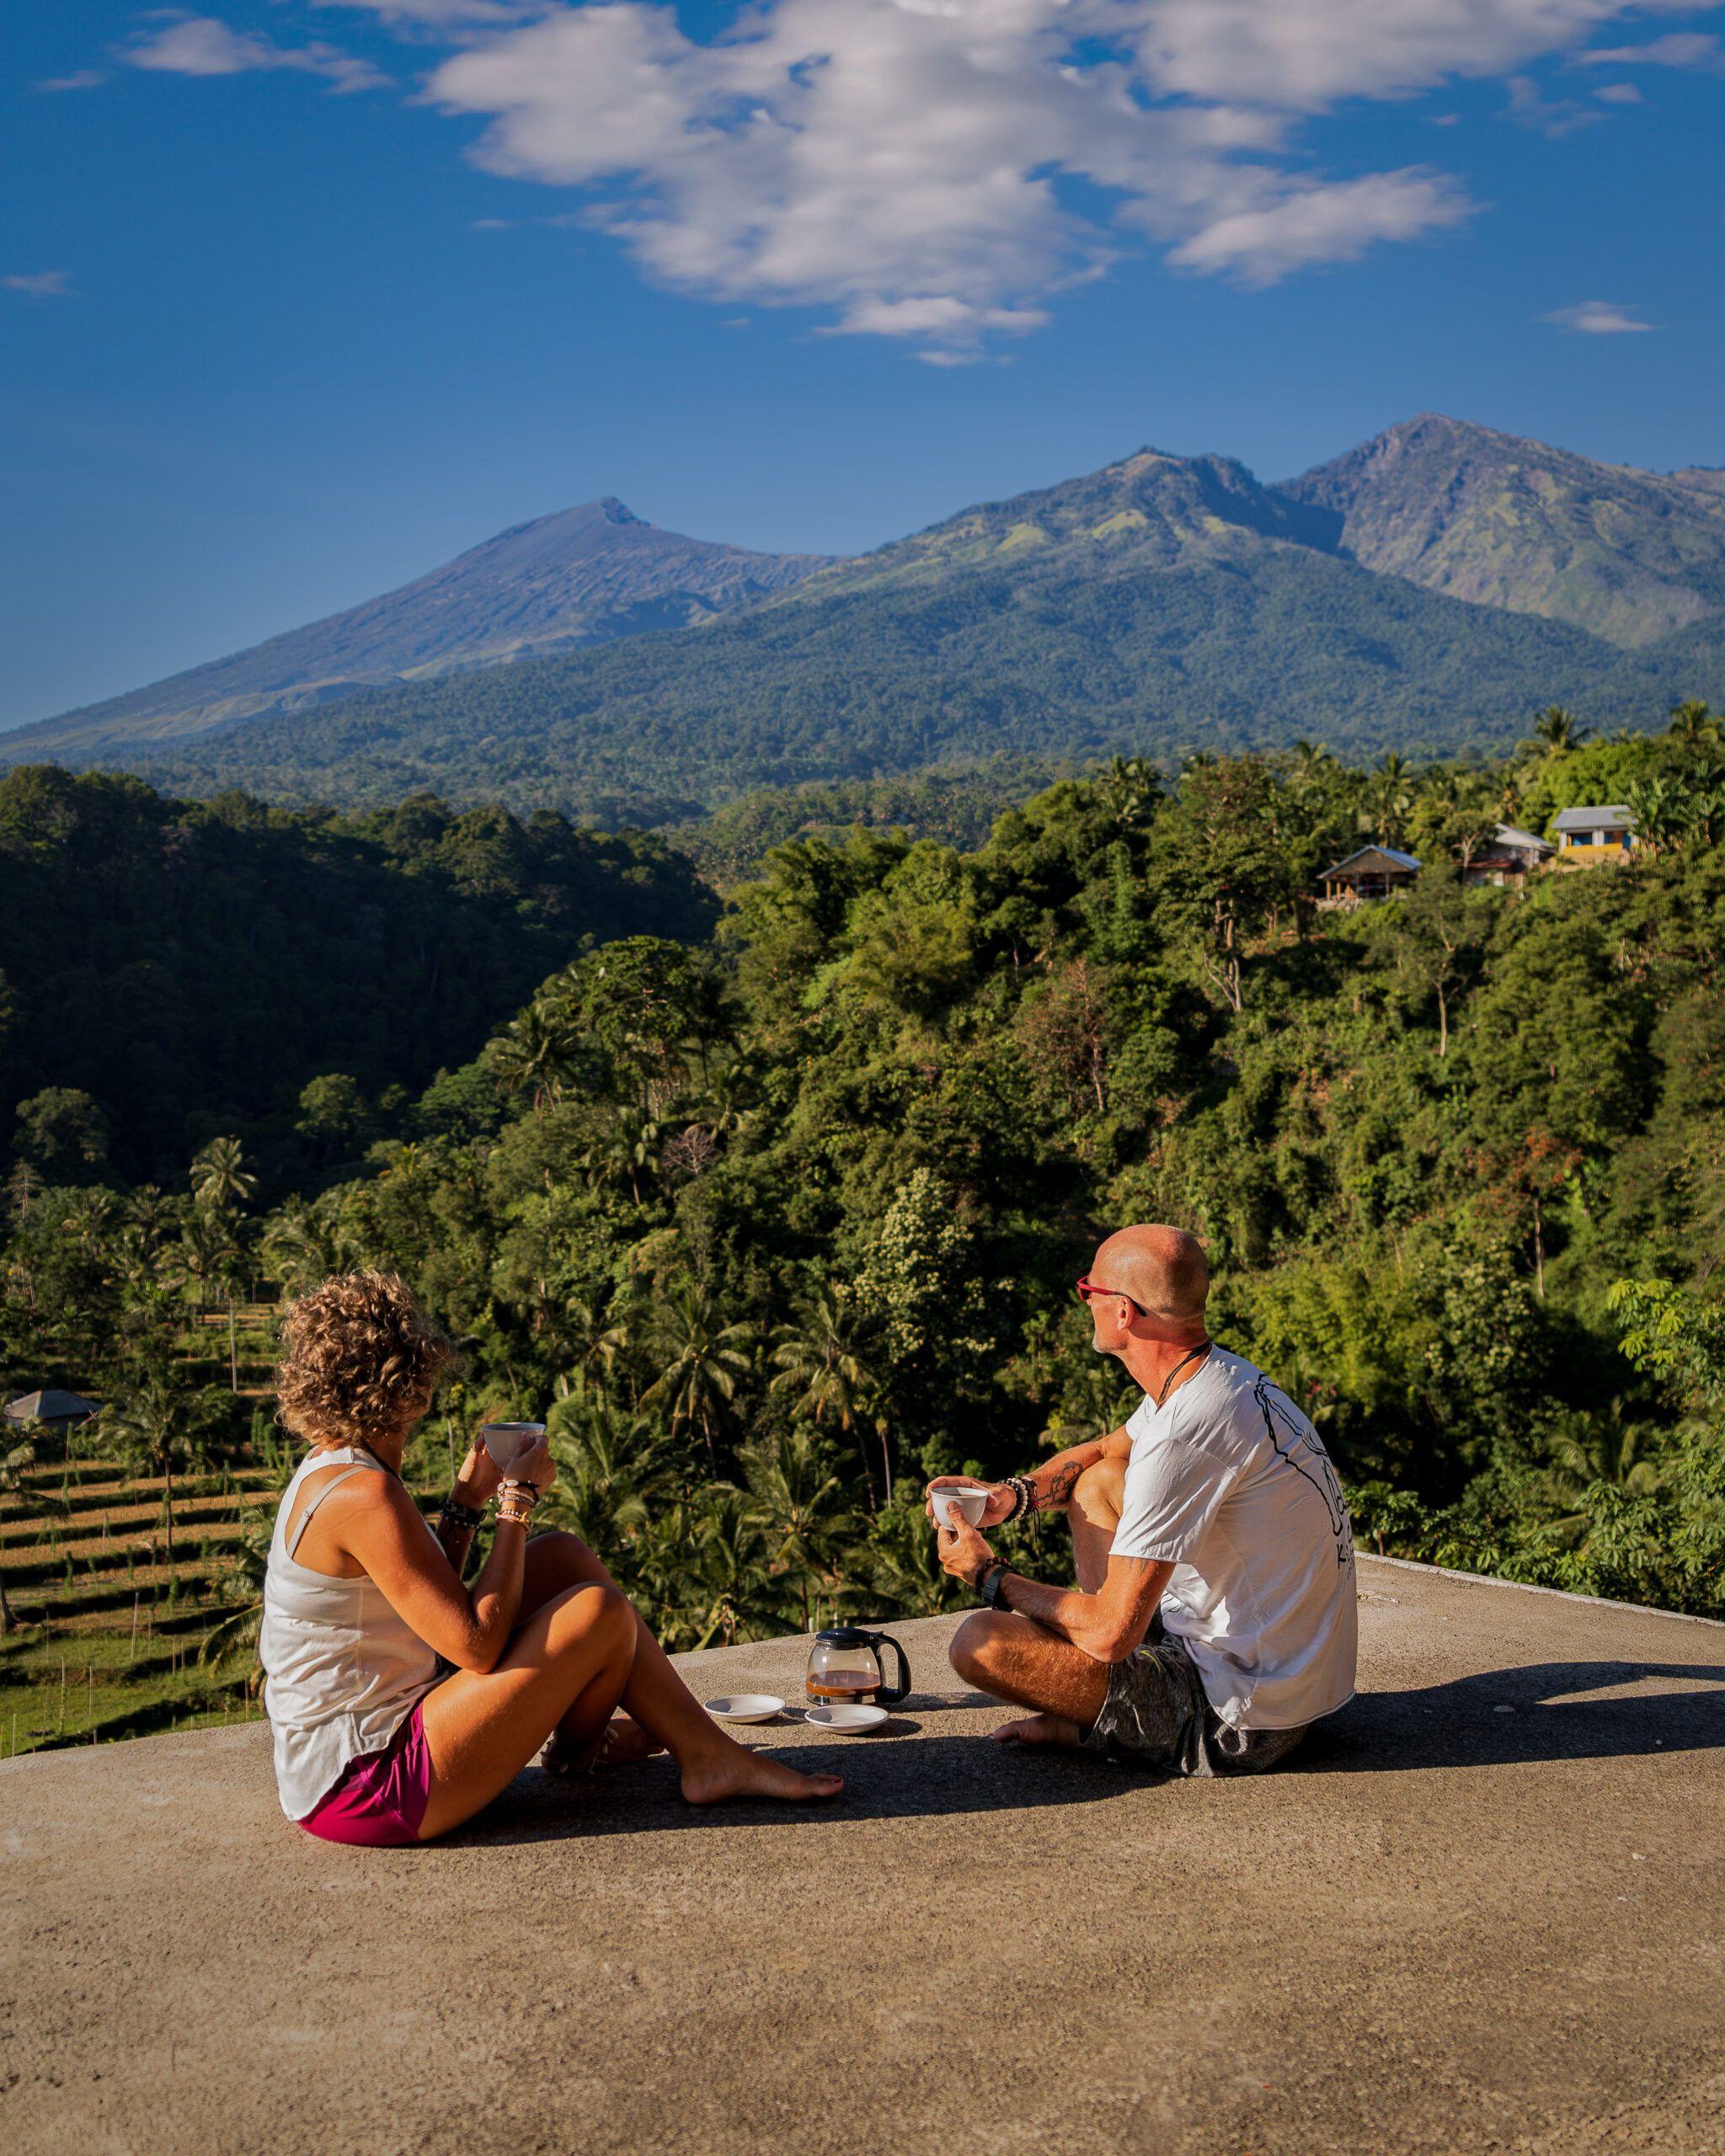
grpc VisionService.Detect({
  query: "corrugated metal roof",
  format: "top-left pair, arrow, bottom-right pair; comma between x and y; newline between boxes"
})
1551,804 -> 1634,832
1318,846 -> 1422,879
3,1389 -> 99,1422
1493,824 -> 1551,851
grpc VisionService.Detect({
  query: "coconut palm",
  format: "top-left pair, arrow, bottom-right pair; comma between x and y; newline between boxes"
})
260,1197 -> 361,1297
199,1513 -> 271,1677
190,1136 -> 256,1216
487,1002 -> 584,1113
1531,705 -> 1587,754
0,1434 -> 67,1635
1667,698 -> 1720,750
738,1427 -> 857,1635
640,1289 -> 759,1467
769,1293 -> 892,1498
103,1373 -> 227,1570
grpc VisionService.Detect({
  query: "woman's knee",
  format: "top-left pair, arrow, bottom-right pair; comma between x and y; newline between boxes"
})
547,1581 -> 635,1662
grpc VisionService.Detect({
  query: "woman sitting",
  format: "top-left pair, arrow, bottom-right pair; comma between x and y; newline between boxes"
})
260,1271 -> 841,1845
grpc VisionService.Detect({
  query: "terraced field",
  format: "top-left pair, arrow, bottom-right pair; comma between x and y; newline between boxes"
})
0,1457 -> 275,1755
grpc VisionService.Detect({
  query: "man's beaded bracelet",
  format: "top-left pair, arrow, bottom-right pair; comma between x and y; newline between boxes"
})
1004,1475 -> 1035,1522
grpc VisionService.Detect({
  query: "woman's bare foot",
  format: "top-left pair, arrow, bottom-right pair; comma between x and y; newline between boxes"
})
992,1711 -> 1084,1748
595,1716 -> 665,1767
680,1742 -> 843,1806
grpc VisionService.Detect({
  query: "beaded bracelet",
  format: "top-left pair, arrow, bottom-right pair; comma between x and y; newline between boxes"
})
437,1497 -> 484,1533
495,1478 -> 541,1529
1004,1475 -> 1035,1522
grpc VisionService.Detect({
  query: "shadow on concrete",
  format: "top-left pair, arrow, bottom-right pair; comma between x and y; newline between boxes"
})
1300,1660 -> 1725,1774
463,1730 -> 1129,1846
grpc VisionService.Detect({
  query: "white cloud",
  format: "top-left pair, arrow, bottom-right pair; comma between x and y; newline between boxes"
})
113,0 -> 1722,350
425,0 -> 1511,348
121,13 -> 389,93
1167,168 -> 1474,284
1592,79 -> 1645,99
312,0 -> 535,21
1131,0 -> 1714,109
36,69 -> 109,92
1544,298 -> 1655,332
5,270 -> 78,298
1575,31 -> 1723,66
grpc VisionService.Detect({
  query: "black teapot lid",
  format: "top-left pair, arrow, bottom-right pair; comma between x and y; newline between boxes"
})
813,1625 -> 879,1646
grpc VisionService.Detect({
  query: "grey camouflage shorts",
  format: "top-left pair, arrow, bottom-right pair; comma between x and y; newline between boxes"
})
1081,1626 -> 1309,1779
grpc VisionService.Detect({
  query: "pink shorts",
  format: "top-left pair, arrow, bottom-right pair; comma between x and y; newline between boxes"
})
299,1702 -> 432,1847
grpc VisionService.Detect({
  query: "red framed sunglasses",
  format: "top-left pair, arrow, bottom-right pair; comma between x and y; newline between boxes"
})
1076,1275 -> 1149,1319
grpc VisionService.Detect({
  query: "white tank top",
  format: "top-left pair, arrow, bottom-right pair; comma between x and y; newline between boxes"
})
259,1445 -> 441,1819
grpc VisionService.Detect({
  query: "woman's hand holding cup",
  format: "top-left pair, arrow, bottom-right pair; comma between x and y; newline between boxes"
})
509,1433 -> 557,1495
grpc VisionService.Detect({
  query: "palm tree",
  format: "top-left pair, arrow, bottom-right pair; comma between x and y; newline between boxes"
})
0,1435 -> 67,1635
260,1197 -> 360,1296
488,1003 -> 583,1113
769,1294 -> 892,1499
1624,774 -> 1688,854
199,1513 -> 271,1679
1541,1404 -> 1663,1551
641,1289 -> 759,1467
104,1374 -> 227,1570
1531,705 -> 1587,754
739,1428 -> 857,1635
1667,697 -> 1719,750
190,1136 -> 256,1215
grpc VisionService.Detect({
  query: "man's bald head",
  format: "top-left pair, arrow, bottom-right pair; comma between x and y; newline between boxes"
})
1092,1225 -> 1210,1331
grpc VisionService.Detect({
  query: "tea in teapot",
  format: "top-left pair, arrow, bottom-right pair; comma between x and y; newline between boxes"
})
804,1625 -> 911,1706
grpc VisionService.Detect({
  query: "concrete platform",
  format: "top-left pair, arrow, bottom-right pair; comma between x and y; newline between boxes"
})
3,1555 -> 1723,2156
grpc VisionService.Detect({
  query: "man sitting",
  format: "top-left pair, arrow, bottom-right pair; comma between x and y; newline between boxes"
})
929,1224 -> 1356,1775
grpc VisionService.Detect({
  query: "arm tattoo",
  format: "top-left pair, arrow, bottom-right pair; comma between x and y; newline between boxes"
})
1036,1460 -> 1084,1512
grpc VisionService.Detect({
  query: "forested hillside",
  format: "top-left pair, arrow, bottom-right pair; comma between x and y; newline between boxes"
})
0,766 -> 714,1188
6,706 -> 1722,1642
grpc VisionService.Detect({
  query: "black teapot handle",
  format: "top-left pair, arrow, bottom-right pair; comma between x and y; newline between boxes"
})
864,1630 -> 911,1705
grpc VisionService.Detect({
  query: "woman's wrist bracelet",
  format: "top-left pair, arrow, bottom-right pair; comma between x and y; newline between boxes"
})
495,1479 -> 541,1529
438,1496 -> 484,1533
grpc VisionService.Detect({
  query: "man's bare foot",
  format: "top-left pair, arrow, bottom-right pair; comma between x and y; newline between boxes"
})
595,1716 -> 665,1767
992,1711 -> 1084,1749
680,1744 -> 843,1806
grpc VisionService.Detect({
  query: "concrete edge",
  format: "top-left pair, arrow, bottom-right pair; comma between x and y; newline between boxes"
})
1356,1550 -> 1725,1630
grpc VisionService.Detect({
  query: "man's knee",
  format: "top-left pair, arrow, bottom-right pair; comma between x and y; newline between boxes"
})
1071,1457 -> 1124,1521
949,1609 -> 1012,1684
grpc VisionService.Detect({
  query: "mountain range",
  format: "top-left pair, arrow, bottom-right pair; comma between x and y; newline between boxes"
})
8,415 -> 1724,820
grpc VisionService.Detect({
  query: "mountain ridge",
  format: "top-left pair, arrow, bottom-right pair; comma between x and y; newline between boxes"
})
8,415 -> 1724,819
1279,413 -> 1725,648
18,498 -> 831,755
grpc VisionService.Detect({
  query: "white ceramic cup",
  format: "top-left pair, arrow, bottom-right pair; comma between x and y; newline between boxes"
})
932,1483 -> 991,1532
482,1421 -> 546,1470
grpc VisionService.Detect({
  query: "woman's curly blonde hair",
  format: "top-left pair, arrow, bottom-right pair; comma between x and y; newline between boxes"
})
275,1271 -> 453,1452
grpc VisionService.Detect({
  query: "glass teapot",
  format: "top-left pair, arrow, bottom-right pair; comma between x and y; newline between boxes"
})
805,1625 -> 911,1706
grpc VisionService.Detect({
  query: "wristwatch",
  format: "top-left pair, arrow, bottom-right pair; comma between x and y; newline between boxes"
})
978,1561 -> 1012,1610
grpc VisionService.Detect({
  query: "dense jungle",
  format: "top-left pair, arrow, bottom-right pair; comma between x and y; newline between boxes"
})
3,702 -> 1723,1682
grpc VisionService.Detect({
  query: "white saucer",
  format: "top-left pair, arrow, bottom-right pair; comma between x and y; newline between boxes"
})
804,1703 -> 889,1733
704,1694 -> 786,1724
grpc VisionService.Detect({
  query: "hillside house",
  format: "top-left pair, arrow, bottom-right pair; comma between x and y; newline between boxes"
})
1551,803 -> 1637,864
4,1389 -> 99,1434
1463,823 -> 1553,887
1316,845 -> 1421,905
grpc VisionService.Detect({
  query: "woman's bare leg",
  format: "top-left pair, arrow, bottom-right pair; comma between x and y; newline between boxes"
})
520,1532 -> 842,1805
416,1582 -> 636,1840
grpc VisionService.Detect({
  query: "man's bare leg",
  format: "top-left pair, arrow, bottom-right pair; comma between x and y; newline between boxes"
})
951,1458 -> 1127,1750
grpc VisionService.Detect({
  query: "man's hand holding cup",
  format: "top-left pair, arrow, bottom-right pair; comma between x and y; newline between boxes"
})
924,1476 -> 1015,1532
934,1508 -> 996,1588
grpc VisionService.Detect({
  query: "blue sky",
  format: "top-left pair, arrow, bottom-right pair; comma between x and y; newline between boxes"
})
6,0 -> 1724,730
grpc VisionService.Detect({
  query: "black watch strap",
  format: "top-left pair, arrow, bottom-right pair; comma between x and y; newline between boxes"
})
978,1561 -> 1012,1609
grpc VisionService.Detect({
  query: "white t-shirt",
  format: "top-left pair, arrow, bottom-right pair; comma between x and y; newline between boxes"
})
1110,1346 -> 1357,1731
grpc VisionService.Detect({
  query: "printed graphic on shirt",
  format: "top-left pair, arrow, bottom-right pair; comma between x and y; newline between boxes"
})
1253,1376 -> 1354,1568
